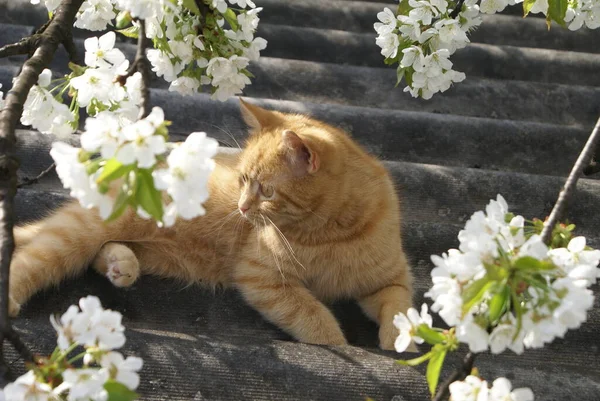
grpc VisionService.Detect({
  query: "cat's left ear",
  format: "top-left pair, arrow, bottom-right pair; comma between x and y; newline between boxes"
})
281,130 -> 320,176
239,97 -> 282,131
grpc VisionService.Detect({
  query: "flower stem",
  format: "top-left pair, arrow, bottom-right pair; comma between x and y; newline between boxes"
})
432,352 -> 476,401
540,116 -> 600,245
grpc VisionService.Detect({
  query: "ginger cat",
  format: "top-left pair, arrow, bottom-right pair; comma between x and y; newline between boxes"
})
10,99 -> 413,350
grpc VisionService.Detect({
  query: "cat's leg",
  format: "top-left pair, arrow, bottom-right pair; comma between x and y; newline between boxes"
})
234,259 -> 347,346
14,224 -> 42,248
92,242 -> 140,288
9,202 -> 118,316
358,265 -> 414,351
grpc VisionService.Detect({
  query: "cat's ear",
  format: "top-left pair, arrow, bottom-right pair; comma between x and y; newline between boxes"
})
281,130 -> 320,176
239,97 -> 281,130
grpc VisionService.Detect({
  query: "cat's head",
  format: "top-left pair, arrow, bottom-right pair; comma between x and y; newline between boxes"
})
236,99 -> 342,226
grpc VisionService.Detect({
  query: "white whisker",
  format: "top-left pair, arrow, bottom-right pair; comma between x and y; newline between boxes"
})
265,215 -> 306,271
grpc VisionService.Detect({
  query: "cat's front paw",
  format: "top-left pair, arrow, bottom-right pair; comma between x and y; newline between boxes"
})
106,256 -> 140,288
9,295 -> 21,317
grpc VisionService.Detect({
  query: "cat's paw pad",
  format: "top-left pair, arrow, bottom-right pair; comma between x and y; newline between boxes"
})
9,295 -> 21,317
106,256 -> 139,288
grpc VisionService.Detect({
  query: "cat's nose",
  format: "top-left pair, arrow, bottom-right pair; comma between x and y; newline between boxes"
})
239,206 -> 249,215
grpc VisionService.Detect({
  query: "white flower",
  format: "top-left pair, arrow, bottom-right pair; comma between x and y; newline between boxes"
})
400,46 -> 425,69
528,0 -> 549,14
425,267 -> 463,326
374,7 -> 397,35
431,249 -> 484,282
100,352 -> 144,390
457,318 -> 489,353
431,19 -> 470,54
519,235 -> 548,260
147,49 -> 184,82
237,8 -> 262,41
211,0 -> 228,13
70,68 -> 126,108
228,0 -> 256,8
551,277 -> 594,330
489,322 -> 523,355
81,112 -> 123,158
565,1 -> 600,30
3,371 -> 52,401
393,303 -> 433,352
125,72 -> 143,105
489,378 -> 534,401
408,0 -> 447,25
548,237 -> 600,286
244,37 -> 268,61
153,132 -> 218,225
169,76 -> 200,96
480,0 -> 510,14
449,375 -> 489,401
168,39 -> 194,65
117,120 -> 166,168
74,0 -> 116,31
375,31 -> 400,59
84,32 -> 127,71
115,0 -> 163,19
58,368 -> 109,401
30,0 -> 61,12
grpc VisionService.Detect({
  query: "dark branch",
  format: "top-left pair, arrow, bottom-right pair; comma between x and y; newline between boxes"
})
432,352 -> 476,401
541,116 -> 600,244
17,163 -> 56,188
120,20 -> 151,119
0,0 -> 85,381
450,0 -> 466,19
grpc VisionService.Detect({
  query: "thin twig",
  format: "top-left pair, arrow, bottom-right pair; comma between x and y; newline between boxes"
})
541,116 -> 600,244
118,19 -> 151,119
449,0 -> 466,19
432,352 -> 476,401
17,163 -> 56,188
0,0 -> 85,380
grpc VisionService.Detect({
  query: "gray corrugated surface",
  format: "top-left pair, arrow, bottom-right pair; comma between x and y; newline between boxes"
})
1,0 -> 600,400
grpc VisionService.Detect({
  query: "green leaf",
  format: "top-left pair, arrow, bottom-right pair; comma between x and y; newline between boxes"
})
395,67 -> 406,88
511,290 -> 523,341
513,256 -> 542,272
97,159 -> 131,185
397,0 -> 412,16
182,0 -> 201,15
461,277 -> 492,315
404,68 -> 414,87
136,169 -> 163,221
116,26 -> 139,39
105,188 -> 131,222
115,10 -> 132,29
415,325 -> 446,345
105,380 -> 139,401
547,0 -> 568,27
224,8 -> 239,31
488,285 -> 509,323
523,0 -> 537,16
426,349 -> 447,396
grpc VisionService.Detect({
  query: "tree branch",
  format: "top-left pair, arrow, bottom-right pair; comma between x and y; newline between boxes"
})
17,163 -> 56,188
0,0 -> 85,382
541,116 -> 600,244
450,0 -> 466,19
119,19 -> 151,119
432,352 -> 476,401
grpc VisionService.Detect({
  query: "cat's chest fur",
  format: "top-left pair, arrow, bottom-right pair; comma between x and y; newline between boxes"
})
245,224 -> 400,301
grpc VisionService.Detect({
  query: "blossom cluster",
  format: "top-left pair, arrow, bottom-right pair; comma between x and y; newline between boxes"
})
392,194 -> 598,398
449,376 -> 534,401
375,0 -> 600,99
31,0 -> 266,101
19,30 -> 219,225
422,195 -> 599,354
1,296 -> 142,401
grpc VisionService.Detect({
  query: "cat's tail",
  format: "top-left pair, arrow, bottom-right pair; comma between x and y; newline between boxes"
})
10,200 -> 130,315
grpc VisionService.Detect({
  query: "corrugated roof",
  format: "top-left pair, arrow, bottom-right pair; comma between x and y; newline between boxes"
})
1,0 -> 600,399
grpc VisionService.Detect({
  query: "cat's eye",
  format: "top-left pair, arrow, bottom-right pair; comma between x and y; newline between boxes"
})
259,183 -> 274,199
239,174 -> 248,186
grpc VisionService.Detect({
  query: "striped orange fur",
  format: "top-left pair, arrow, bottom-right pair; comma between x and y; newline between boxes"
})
10,99 -> 413,350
